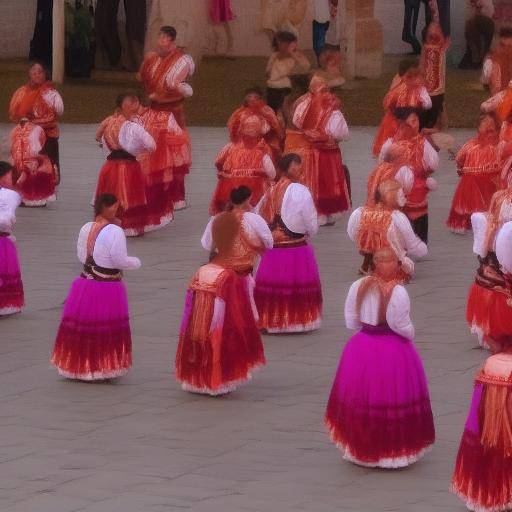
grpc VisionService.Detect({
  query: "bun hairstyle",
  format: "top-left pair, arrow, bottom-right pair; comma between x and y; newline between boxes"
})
94,193 -> 118,217
0,161 -> 13,178
272,30 -> 297,51
278,153 -> 301,174
229,186 -> 252,206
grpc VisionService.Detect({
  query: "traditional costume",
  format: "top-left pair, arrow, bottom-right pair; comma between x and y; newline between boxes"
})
136,107 -> 191,229
325,273 -> 435,467
467,192 -> 512,350
254,176 -> 322,333
447,124 -> 500,233
210,116 -> 276,215
51,220 -> 141,380
451,353 -> 512,512
10,121 -> 56,207
482,38 -> 512,96
286,78 -> 350,225
366,158 -> 414,203
175,209 -> 272,395
0,187 -> 24,316
9,81 -> 63,181
95,113 -> 156,236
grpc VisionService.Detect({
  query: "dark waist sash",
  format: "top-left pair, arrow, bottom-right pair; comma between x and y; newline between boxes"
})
271,214 -> 307,248
107,149 -> 136,161
361,323 -> 394,335
475,252 -> 508,293
82,259 -> 122,282
0,232 -> 10,237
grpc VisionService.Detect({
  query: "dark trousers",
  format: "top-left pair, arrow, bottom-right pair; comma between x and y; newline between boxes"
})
425,0 -> 450,38
420,94 -> 444,129
402,0 -> 422,54
313,20 -> 330,58
411,214 -> 429,244
267,87 -> 291,113
43,137 -> 60,185
459,15 -> 495,69
30,0 -> 53,68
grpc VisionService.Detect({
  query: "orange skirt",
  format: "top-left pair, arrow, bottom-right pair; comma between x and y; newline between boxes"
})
209,176 -> 269,215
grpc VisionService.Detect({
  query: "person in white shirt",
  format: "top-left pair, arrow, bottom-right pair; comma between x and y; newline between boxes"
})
94,93 -> 156,236
51,193 -> 141,381
254,153 -> 322,333
0,162 -> 24,316
325,247 -> 435,468
312,0 -> 337,60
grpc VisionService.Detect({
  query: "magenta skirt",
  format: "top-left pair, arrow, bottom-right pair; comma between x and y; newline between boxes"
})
254,244 -> 323,333
0,237 -> 24,315
209,0 -> 235,23
51,277 -> 132,380
325,324 -> 435,467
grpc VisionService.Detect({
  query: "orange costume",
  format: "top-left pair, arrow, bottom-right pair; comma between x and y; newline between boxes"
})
286,78 -> 351,225
10,121 -> 56,207
482,43 -> 512,96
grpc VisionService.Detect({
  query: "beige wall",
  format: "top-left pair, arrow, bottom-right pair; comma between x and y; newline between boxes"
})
0,0 -> 36,58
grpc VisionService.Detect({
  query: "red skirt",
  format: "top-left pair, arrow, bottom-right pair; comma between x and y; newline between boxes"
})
209,176 -> 269,215
95,159 -> 148,236
373,111 -> 398,157
447,173 -> 498,233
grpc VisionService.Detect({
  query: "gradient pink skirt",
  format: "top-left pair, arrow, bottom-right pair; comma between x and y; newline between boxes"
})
254,244 -> 322,333
325,324 -> 435,467
51,277 -> 132,380
0,237 -> 24,315
209,0 -> 235,23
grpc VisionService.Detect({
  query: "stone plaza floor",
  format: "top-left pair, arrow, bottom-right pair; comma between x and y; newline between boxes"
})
0,125 -> 485,512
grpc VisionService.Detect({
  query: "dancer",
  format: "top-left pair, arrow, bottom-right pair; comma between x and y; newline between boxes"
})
9,62 -> 64,183
138,25 -> 195,208
51,193 -> 141,381
372,59 -> 431,158
482,27 -> 512,96
380,111 -> 439,243
348,179 -> 427,280
228,87 -> 283,161
10,118 -> 57,207
286,76 -> 350,226
446,116 -> 500,234
210,115 -> 276,215
254,153 -> 322,333
136,105 -> 191,228
176,186 -> 272,396
95,93 -> 156,237
451,351 -> 512,512
0,162 -> 24,317
325,248 -> 435,468
466,189 -> 512,349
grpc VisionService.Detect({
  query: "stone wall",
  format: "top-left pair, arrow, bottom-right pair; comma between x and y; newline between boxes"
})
0,0 -> 36,59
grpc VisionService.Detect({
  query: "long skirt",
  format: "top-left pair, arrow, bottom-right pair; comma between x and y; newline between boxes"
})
16,170 -> 56,207
209,0 -> 235,23
176,272 -> 265,395
254,244 -> 323,333
466,282 -> 512,350
209,176 -> 269,215
446,173 -> 498,233
95,159 -> 148,236
451,382 -> 512,512
0,237 -> 24,316
325,324 -> 435,468
51,277 -> 132,380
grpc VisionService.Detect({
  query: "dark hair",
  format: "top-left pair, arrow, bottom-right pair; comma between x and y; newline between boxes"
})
500,27 -> 512,39
278,153 -> 301,173
94,193 -> 118,216
272,30 -> 297,51
398,58 -> 419,76
244,87 -> 263,98
229,186 -> 252,205
160,25 -> 177,40
29,60 -> 50,79
0,161 -> 13,178
394,106 -> 420,121
115,92 -> 140,109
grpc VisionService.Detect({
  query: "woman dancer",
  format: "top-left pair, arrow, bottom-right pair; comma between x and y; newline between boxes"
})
0,162 -> 24,316
51,194 -> 141,381
325,248 -> 435,468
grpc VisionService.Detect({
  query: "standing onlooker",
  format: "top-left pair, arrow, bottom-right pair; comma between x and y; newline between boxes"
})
460,0 -> 495,69
312,0 -> 338,60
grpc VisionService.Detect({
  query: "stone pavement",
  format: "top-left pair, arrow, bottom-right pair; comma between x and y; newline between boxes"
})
0,125 -> 484,512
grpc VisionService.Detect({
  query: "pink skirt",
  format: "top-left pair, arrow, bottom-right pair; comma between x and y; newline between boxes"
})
254,244 -> 323,333
0,237 -> 24,315
325,324 -> 435,467
51,277 -> 132,380
209,0 -> 235,23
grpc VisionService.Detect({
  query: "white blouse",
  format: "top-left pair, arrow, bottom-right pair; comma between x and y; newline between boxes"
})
293,98 -> 349,141
481,90 -> 506,113
11,124 -> 45,157
345,278 -> 415,340
379,137 -> 439,173
496,221 -> 512,274
42,89 -> 64,116
77,223 -> 141,270
201,212 -> 274,252
164,54 -> 195,95
472,202 -> 512,258
0,188 -> 21,234
115,121 -> 156,157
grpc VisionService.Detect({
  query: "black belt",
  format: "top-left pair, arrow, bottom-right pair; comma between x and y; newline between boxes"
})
107,150 -> 136,161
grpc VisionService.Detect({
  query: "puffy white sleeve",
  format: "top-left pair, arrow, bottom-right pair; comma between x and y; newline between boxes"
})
325,111 -> 349,141
76,224 -> 90,264
109,227 -> 142,270
387,285 -> 415,340
419,87 -> 432,109
395,165 -> 414,195
481,58 -> 493,85
481,91 -> 505,113
201,217 -> 215,251
243,212 -> 274,249
496,221 -> 512,274
292,98 -> 310,129
43,89 -> 64,116
344,279 -> 363,331
262,154 -> 277,179
167,114 -> 183,135
378,138 -> 393,164
393,211 -> 428,258
177,83 -> 194,98
423,140 -> 439,172
300,187 -> 319,236
347,207 -> 363,243
471,213 -> 489,258
165,54 -> 195,88
137,123 -> 156,152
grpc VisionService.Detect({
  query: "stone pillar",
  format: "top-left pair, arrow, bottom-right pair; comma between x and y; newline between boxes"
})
52,0 -> 65,83
340,0 -> 383,79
